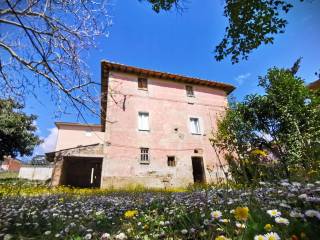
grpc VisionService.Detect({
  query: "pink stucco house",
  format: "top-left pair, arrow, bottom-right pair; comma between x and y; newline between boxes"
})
47,61 -> 235,188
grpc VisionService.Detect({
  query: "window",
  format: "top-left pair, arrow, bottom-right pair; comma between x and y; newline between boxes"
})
140,148 -> 149,164
138,112 -> 149,131
190,117 -> 201,134
138,77 -> 148,90
167,156 -> 176,167
186,85 -> 194,97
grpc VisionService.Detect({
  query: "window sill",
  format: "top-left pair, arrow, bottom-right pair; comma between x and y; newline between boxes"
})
191,133 -> 202,135
139,129 -> 150,132
140,162 -> 150,165
138,88 -> 148,91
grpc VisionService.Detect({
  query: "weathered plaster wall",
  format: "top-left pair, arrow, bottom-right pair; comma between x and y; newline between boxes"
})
101,71 -> 228,188
55,124 -> 104,151
19,166 -> 53,181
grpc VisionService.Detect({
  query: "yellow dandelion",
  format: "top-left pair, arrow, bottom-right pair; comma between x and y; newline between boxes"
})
124,210 -> 138,218
264,223 -> 273,231
251,149 -> 267,157
234,207 -> 249,221
215,236 -> 230,240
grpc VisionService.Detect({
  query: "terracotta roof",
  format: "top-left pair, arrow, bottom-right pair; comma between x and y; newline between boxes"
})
101,60 -> 235,94
308,79 -> 320,90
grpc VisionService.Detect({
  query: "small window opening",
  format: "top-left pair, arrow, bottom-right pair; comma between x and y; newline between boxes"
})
186,85 -> 194,97
138,77 -> 148,90
167,156 -> 176,167
140,148 -> 150,164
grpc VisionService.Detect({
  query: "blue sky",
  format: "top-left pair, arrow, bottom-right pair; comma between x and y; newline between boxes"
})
25,0 -> 320,158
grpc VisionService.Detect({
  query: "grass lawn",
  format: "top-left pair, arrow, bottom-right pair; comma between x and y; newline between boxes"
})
0,178 -> 319,240
0,171 -> 18,179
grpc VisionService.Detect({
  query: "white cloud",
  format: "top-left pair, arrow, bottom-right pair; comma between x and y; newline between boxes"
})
235,73 -> 251,86
39,127 -> 58,153
33,120 -> 41,134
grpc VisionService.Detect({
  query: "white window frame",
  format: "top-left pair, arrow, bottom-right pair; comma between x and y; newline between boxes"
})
140,148 -> 150,164
189,117 -> 201,135
186,85 -> 195,97
138,112 -> 150,131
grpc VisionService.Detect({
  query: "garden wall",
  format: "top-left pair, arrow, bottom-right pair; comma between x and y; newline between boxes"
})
19,166 -> 53,181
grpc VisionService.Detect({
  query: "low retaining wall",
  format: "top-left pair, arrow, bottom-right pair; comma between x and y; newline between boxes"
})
19,166 -> 53,181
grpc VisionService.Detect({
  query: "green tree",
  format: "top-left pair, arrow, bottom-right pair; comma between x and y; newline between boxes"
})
213,62 -> 320,183
145,0 -> 305,64
0,99 -> 42,161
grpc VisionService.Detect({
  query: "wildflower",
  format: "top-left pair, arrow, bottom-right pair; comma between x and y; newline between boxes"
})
264,224 -> 272,231
235,222 -> 246,228
84,233 -> 92,240
44,231 -> 51,235
305,210 -> 320,219
298,194 -> 307,199
289,211 -> 304,218
211,210 -> 222,219
101,233 -> 111,239
115,233 -> 127,240
124,210 -> 138,218
251,149 -> 267,157
275,217 -> 289,225
215,236 -> 230,240
255,235 -> 266,240
264,232 -> 280,240
219,218 -> 230,223
181,229 -> 188,234
96,210 -> 104,216
234,207 -> 249,221
267,210 -> 281,217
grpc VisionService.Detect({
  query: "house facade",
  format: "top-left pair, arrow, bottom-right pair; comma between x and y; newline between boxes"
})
1,156 -> 22,172
308,79 -> 320,90
47,61 -> 235,188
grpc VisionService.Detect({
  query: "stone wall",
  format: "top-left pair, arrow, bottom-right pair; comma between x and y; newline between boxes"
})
50,144 -> 104,186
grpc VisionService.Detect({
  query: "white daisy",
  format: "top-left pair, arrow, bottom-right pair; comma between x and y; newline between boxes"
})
211,210 -> 222,219
181,229 -> 188,234
264,232 -> 280,240
235,222 -> 246,229
101,233 -> 111,239
254,235 -> 266,240
305,210 -> 320,219
289,211 -> 304,218
267,209 -> 281,217
115,233 -> 127,240
275,217 -> 289,225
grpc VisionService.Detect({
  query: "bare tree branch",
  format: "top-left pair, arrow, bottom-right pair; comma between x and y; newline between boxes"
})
0,0 -> 112,121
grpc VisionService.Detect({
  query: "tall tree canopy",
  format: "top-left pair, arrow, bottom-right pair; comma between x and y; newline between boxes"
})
213,61 -> 320,183
0,99 -> 41,161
